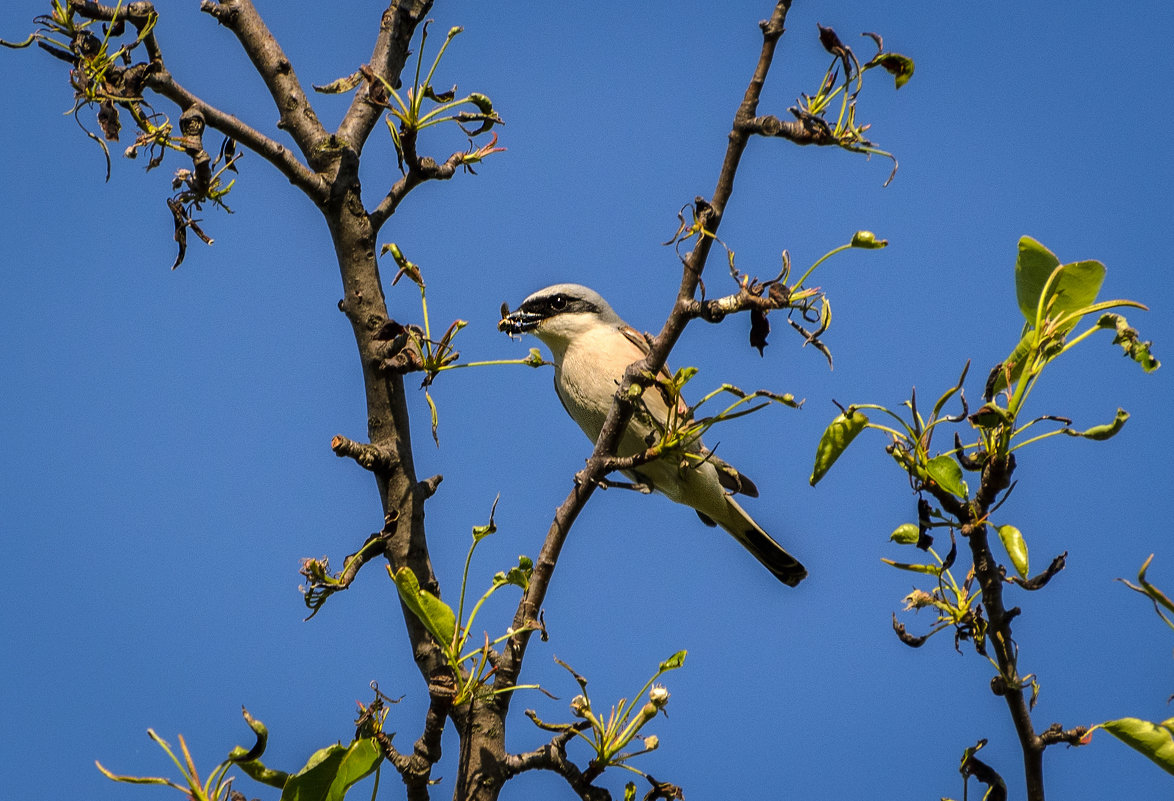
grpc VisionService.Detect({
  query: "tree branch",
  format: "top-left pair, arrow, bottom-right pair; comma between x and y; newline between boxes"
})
369,129 -> 470,233
504,719 -> 609,801
497,0 -> 793,694
67,0 -> 163,61
198,0 -> 328,166
338,0 -> 434,154
925,452 -> 1048,800
147,70 -> 328,203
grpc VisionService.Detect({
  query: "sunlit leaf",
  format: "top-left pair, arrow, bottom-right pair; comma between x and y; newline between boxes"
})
472,495 -> 499,542
1097,717 -> 1174,776
1014,236 -> 1062,324
997,524 -> 1029,579
881,558 -> 942,576
391,566 -> 457,648
810,409 -> 868,485
280,738 -> 382,801
925,454 -> 968,499
873,53 -> 914,88
1062,408 -> 1129,441
659,650 -> 687,672
1015,237 -> 1107,335
889,523 -> 919,545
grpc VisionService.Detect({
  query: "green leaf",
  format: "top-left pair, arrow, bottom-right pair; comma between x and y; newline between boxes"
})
280,738 -> 383,801
659,650 -> 687,672
1015,236 -> 1061,324
810,409 -> 869,485
472,495 -> 500,542
495,554 -> 533,590
227,707 -> 270,764
874,53 -> 915,89
1099,717 -> 1174,776
889,523 -> 920,545
1097,313 -> 1161,372
1014,237 -> 1106,332
392,566 -> 457,648
234,758 -> 290,789
1062,408 -> 1129,441
468,92 -> 494,114
1047,259 -> 1106,333
997,524 -> 1030,579
881,558 -> 942,576
925,454 -> 968,499
0,33 -> 37,49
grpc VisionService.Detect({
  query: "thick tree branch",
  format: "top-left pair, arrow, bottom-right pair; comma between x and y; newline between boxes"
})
375,687 -> 450,801
504,720 -> 609,801
498,0 -> 793,693
926,452 -> 1049,800
338,0 -> 434,153
198,0 -> 328,166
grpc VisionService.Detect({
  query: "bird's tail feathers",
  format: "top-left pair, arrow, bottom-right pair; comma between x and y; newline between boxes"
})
717,496 -> 807,587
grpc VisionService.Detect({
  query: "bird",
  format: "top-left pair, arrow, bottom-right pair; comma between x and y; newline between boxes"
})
498,283 -> 806,586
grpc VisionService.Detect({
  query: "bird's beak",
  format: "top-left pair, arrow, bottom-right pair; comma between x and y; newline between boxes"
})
498,302 -> 542,335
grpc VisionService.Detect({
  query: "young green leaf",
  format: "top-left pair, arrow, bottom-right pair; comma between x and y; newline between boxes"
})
810,409 -> 869,485
889,523 -> 920,545
279,738 -> 383,801
1015,236 -> 1062,324
1016,237 -> 1107,332
872,53 -> 915,89
997,524 -> 1030,579
881,558 -> 943,576
391,566 -> 457,648
925,454 -> 968,499
1062,408 -> 1129,441
1045,259 -> 1107,333
659,650 -> 687,672
1097,717 -> 1174,776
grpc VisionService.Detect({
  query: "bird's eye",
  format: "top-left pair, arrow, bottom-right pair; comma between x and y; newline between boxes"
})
549,295 -> 567,310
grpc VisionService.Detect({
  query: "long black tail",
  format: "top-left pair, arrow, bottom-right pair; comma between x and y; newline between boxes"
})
720,497 -> 807,587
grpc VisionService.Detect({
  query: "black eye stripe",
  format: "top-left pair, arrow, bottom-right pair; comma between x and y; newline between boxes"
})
520,294 -> 598,316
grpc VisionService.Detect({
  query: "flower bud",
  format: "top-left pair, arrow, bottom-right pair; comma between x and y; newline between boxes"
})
569,695 -> 590,718
643,735 -> 660,750
648,684 -> 670,709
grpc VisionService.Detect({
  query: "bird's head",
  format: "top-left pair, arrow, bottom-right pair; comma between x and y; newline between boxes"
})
498,284 -> 622,350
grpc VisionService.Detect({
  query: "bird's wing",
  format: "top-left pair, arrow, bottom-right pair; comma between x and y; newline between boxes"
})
617,324 -> 689,421
617,323 -> 759,496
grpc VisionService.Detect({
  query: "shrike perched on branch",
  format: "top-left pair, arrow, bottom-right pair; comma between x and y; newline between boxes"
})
499,283 -> 806,587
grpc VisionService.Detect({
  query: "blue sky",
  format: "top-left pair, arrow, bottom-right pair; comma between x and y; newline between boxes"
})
1,2 -> 1171,799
